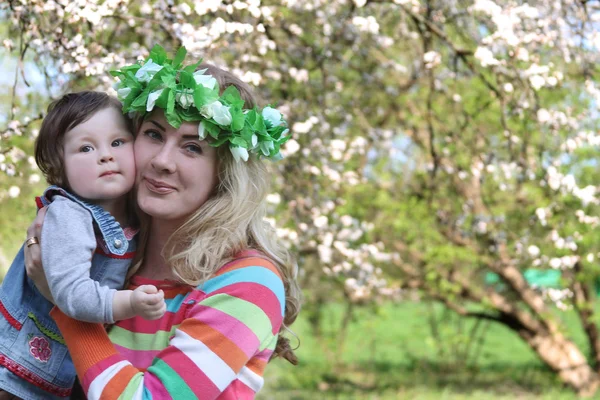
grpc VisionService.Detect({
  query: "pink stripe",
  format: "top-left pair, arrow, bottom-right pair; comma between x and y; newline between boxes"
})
186,305 -> 260,357
210,282 -> 283,334
81,353 -> 124,393
228,379 -> 257,399
114,344 -> 160,369
255,349 -> 274,362
118,310 -> 184,334
144,373 -> 173,399
159,347 -> 221,397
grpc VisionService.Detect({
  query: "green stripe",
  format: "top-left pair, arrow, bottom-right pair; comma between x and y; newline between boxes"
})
260,331 -> 278,352
263,333 -> 278,352
148,358 -> 196,398
200,294 -> 273,349
109,326 -> 178,351
117,371 -> 144,400
27,312 -> 65,344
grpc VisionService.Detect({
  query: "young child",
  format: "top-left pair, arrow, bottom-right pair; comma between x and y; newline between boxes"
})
0,91 -> 166,399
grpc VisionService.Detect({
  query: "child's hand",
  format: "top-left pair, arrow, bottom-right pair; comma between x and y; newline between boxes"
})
130,285 -> 166,320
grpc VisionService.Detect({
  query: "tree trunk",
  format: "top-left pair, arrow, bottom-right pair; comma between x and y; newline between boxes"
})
518,329 -> 600,397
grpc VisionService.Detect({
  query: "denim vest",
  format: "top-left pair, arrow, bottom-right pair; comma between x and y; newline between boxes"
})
0,186 -> 137,399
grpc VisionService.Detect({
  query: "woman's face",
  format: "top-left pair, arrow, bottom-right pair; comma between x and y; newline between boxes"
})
134,110 -> 219,225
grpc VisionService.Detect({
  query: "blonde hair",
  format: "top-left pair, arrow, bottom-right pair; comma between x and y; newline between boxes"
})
135,64 -> 301,364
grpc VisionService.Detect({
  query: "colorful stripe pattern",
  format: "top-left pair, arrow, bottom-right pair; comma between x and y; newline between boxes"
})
51,253 -> 285,399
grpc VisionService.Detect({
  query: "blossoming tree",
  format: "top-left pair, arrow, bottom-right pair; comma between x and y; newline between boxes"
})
2,0 -> 600,395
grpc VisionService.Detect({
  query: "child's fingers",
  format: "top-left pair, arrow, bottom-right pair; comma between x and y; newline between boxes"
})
143,294 -> 165,306
138,284 -> 158,294
145,304 -> 167,320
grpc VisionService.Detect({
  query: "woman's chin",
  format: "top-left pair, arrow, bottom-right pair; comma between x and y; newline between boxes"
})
138,197 -> 168,218
138,197 -> 189,222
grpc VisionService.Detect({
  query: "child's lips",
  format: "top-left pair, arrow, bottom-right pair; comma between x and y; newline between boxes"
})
100,171 -> 119,177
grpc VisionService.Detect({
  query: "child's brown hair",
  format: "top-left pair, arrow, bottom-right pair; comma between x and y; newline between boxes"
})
35,91 -> 131,188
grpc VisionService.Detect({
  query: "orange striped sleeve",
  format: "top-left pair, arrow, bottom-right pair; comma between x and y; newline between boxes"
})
100,366 -> 139,399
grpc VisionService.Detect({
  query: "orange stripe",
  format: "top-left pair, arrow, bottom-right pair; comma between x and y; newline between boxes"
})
162,286 -> 193,299
180,320 -> 248,371
51,309 -> 118,374
246,357 -> 267,375
100,366 -> 138,400
215,257 -> 281,279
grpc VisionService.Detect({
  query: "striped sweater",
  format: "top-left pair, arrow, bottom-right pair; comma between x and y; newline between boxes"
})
50,253 -> 285,399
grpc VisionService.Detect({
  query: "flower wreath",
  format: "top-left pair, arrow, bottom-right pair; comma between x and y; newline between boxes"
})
111,45 -> 290,162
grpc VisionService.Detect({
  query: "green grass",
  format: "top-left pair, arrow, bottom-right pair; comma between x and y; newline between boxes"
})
260,302 -> 580,399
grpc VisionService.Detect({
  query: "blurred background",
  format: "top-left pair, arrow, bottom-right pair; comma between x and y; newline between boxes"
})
2,0 -> 600,398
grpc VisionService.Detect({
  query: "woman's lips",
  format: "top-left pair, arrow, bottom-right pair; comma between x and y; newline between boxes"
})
144,178 -> 176,194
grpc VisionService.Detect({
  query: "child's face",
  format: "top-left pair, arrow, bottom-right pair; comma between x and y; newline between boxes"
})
62,107 -> 135,203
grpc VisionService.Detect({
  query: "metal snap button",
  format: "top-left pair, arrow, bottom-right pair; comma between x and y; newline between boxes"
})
114,239 -> 123,249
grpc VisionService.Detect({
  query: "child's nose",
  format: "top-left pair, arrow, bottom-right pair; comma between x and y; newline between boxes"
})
99,152 -> 115,163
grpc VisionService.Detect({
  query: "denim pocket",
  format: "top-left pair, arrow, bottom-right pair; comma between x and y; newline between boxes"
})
0,307 -> 20,354
12,315 -> 71,385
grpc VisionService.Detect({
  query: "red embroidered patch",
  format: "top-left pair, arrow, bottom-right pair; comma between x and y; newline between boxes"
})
29,336 -> 51,363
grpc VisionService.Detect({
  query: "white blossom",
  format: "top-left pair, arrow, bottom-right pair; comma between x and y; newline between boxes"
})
8,186 -> 20,198
474,47 -> 500,67
527,245 -> 540,257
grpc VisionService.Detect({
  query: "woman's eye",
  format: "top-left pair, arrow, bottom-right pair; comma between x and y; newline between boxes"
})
185,144 -> 202,154
144,130 -> 163,141
80,145 -> 93,153
111,139 -> 126,147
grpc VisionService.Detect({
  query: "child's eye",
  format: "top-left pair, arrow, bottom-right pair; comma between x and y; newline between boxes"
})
111,139 -> 126,147
80,145 -> 93,153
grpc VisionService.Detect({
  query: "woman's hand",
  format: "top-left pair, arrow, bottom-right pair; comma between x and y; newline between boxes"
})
24,207 -> 54,303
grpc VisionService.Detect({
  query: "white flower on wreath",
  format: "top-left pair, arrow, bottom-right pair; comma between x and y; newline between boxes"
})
135,59 -> 164,83
262,106 -> 282,126
260,140 -> 274,156
176,91 -> 194,109
201,101 -> 232,125
146,89 -> 163,112
230,146 -> 249,162
193,68 -> 217,89
117,87 -> 131,100
198,121 -> 207,140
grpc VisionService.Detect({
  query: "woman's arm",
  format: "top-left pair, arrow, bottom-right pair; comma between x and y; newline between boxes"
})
50,258 -> 285,399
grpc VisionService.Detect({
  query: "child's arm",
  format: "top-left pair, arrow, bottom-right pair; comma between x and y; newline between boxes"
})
41,197 -> 123,323
112,285 -> 166,321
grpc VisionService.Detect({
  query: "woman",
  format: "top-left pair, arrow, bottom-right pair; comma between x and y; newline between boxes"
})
18,46 -> 301,399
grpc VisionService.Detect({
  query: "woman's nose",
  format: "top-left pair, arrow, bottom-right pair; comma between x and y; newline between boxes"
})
150,146 -> 176,173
